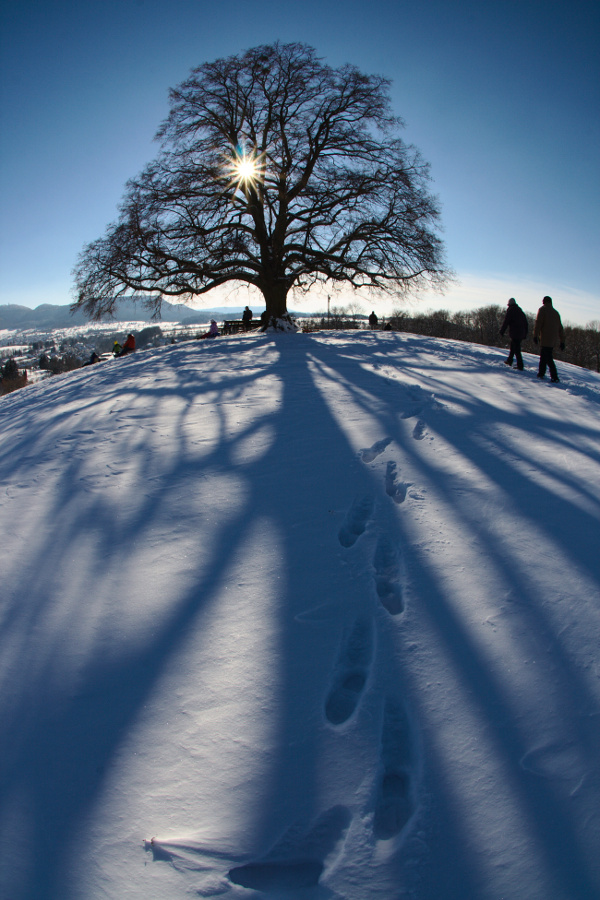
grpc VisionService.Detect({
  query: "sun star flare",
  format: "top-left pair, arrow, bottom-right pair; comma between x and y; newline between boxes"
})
222,144 -> 266,198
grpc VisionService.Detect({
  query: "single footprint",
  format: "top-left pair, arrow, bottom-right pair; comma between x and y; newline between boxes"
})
400,403 -> 424,420
373,534 -> 404,615
412,420 -> 426,440
519,739 -> 582,780
373,699 -> 415,840
338,495 -> 373,547
325,618 -> 373,725
407,385 -> 426,401
385,461 -> 407,504
230,859 -> 322,890
360,437 -> 392,463
229,806 -> 351,891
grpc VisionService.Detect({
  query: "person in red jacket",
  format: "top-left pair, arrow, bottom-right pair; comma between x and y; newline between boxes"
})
119,334 -> 136,356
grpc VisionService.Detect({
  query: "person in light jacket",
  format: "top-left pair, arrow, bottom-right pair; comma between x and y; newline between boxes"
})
200,320 -> 220,339
533,296 -> 565,383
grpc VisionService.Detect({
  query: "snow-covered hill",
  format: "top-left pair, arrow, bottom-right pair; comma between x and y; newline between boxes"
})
1,331 -> 599,900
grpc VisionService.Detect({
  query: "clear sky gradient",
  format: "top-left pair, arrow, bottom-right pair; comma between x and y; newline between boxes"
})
1,0 -> 598,324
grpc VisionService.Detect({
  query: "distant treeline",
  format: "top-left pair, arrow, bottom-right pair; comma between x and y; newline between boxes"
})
385,305 -> 600,374
0,357 -> 28,395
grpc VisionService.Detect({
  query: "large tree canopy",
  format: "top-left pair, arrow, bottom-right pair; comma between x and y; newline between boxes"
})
73,42 -> 449,325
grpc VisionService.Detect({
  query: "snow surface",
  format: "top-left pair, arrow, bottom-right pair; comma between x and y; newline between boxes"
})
1,331 -> 599,900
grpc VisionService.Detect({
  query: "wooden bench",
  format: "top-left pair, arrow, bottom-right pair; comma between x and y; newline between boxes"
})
222,319 -> 263,335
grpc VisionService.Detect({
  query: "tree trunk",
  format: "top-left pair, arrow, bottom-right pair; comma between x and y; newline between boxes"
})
261,282 -> 289,322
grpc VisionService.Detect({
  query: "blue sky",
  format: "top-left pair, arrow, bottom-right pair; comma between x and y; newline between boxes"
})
1,0 -> 598,324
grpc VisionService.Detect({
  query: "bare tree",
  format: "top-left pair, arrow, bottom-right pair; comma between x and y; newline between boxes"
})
73,42 -> 449,327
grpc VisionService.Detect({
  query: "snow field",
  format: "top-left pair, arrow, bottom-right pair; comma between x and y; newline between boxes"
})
1,330 -> 599,899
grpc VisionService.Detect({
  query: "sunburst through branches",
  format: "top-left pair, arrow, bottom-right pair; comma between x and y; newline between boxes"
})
222,143 -> 266,199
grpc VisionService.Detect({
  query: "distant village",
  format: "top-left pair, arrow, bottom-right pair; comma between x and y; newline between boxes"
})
0,321 -> 186,394
0,308 -> 355,394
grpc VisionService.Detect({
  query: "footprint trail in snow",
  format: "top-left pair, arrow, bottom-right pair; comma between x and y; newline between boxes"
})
385,460 -> 408,504
373,533 -> 405,616
228,806 -> 351,891
412,419 -> 427,441
373,699 -> 416,840
338,495 -> 373,547
360,437 -> 392,463
324,618 -> 374,725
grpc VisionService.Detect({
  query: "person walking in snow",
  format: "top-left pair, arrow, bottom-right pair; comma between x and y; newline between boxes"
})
500,297 -> 528,370
368,311 -> 378,329
533,296 -> 565,383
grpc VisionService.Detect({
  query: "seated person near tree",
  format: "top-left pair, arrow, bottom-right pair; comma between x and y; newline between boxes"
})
119,334 -> 136,355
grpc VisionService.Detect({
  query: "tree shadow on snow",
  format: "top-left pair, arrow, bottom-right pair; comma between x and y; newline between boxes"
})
0,331 -> 599,899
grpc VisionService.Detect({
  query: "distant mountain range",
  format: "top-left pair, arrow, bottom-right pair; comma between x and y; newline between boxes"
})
0,297 -> 272,331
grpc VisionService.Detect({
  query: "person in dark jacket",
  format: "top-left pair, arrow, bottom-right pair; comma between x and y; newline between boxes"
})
242,306 -> 253,330
533,296 -> 565,383
368,311 -> 378,329
500,298 -> 528,370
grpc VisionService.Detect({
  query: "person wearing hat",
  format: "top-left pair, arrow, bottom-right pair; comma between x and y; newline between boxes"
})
533,296 -> 565,383
200,320 -> 220,339
500,297 -> 528,370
